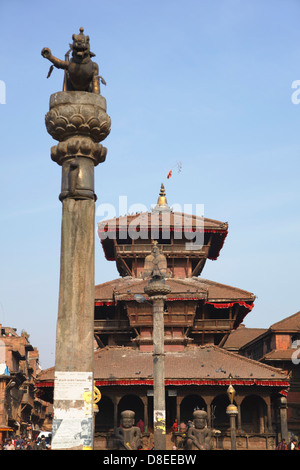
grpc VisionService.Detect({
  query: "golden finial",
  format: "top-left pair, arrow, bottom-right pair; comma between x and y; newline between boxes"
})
152,183 -> 171,213
157,183 -> 167,206
227,384 -> 236,404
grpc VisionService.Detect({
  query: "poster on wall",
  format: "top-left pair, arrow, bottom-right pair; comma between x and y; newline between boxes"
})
51,371 -> 94,450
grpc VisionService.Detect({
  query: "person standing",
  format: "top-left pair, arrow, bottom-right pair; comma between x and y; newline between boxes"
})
5,439 -> 15,450
137,418 -> 145,433
288,439 -> 298,450
38,435 -> 47,450
276,439 -> 287,450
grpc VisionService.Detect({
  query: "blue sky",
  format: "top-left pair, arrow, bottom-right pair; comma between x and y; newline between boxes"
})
0,0 -> 300,369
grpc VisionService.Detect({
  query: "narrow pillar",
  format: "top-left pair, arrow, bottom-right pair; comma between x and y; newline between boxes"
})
237,403 -> 242,431
205,399 -> 211,428
176,397 -> 180,428
259,402 -> 265,434
144,397 -> 148,431
45,91 -> 110,450
113,397 -> 118,430
152,295 -> 167,450
227,407 -> 238,450
144,241 -> 171,450
226,382 -> 238,450
278,396 -> 288,442
266,399 -> 273,433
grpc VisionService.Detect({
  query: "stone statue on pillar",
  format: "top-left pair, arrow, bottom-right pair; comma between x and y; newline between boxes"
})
114,410 -> 142,450
43,29 -> 110,450
42,27 -> 106,94
143,241 -> 170,450
186,410 -> 213,450
143,241 -> 168,282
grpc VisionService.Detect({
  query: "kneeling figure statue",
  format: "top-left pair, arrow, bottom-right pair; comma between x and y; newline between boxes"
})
186,410 -> 213,450
115,410 -> 142,450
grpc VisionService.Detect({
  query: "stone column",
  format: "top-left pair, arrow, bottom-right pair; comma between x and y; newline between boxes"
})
176,396 -> 181,428
237,402 -> 242,431
143,396 -> 149,432
266,398 -> 273,433
113,397 -> 118,430
152,295 -> 166,449
278,396 -> 288,442
226,405 -> 238,450
226,383 -> 238,450
205,398 -> 212,428
144,286 -> 170,450
45,91 -> 110,450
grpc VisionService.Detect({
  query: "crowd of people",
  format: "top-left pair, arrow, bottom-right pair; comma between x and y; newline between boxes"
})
276,438 -> 299,450
1,434 -> 51,450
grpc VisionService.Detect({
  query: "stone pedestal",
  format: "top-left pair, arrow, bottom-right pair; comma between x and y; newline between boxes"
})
45,91 -> 110,450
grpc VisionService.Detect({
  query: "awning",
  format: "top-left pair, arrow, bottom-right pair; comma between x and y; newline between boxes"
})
206,301 -> 254,310
94,379 -> 290,387
35,378 -> 290,388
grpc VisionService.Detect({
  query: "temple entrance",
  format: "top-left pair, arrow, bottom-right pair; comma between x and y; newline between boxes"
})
146,391 -> 177,432
211,394 -> 230,430
180,394 -> 207,423
95,395 -> 114,431
241,395 -> 267,433
166,392 -> 177,431
118,394 -> 144,425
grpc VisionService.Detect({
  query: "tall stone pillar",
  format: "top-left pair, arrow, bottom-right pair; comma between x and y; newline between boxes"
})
278,396 -> 288,442
45,91 -> 110,449
144,284 -> 171,450
226,383 -> 238,450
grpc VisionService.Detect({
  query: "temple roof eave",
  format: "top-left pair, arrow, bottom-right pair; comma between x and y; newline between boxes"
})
94,277 -> 255,307
98,211 -> 229,262
35,345 -> 289,389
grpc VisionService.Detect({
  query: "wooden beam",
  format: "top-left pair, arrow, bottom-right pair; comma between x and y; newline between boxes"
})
119,256 -> 132,276
191,257 -> 206,277
218,332 -> 230,348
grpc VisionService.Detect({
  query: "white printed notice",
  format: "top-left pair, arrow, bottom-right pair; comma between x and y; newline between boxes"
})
51,371 -> 94,450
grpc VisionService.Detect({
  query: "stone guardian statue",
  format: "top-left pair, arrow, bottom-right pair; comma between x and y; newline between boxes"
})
186,410 -> 213,450
41,27 -> 106,94
114,410 -> 142,450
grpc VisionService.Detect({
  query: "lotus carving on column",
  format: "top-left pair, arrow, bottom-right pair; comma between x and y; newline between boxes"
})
45,105 -> 111,142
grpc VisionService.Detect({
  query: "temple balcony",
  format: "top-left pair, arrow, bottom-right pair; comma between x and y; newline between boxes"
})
115,243 -> 210,258
94,319 -> 131,332
193,318 -> 235,331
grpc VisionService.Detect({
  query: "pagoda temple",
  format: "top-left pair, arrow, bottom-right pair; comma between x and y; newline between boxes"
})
96,184 -> 254,351
36,185 -> 290,450
91,185 -> 289,449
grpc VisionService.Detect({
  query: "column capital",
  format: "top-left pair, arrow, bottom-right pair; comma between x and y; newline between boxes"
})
46,91 -> 111,146
45,91 -> 111,201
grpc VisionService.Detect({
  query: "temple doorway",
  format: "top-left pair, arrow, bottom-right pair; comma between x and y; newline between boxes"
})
118,394 -> 144,425
180,394 -> 207,423
211,394 -> 230,430
95,395 -> 114,431
241,395 -> 267,433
